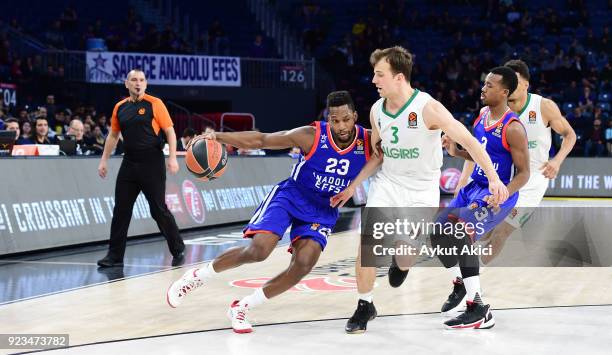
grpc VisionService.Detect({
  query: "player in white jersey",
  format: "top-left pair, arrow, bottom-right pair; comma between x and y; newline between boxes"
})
456,59 -> 576,266
330,46 -> 509,333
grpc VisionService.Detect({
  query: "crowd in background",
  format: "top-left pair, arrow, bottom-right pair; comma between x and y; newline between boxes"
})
1,0 -> 612,156
290,0 -> 611,156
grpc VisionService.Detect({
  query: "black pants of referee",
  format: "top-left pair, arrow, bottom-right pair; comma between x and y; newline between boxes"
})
107,152 -> 184,261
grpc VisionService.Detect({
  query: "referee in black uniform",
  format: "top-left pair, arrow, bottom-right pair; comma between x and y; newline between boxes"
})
97,69 -> 185,267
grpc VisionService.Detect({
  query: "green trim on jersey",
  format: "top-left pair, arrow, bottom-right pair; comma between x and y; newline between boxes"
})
517,93 -> 532,117
382,89 -> 419,119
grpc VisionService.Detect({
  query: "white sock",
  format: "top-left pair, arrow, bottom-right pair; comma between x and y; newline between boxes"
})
196,261 -> 218,279
449,266 -> 462,282
238,288 -> 268,308
463,275 -> 483,304
358,291 -> 373,303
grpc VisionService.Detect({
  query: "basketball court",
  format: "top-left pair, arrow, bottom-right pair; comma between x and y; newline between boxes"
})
1,199 -> 611,355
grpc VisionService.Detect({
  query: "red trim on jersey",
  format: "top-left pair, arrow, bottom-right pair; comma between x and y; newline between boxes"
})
326,123 -> 359,155
501,117 -> 522,151
243,229 -> 276,238
472,108 -> 487,128
484,108 -> 512,132
304,121 -> 321,160
287,236 -> 302,254
364,128 -> 371,161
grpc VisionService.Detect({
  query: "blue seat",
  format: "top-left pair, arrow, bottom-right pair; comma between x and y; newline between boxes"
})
562,102 -> 576,114
597,102 -> 611,113
597,92 -> 610,103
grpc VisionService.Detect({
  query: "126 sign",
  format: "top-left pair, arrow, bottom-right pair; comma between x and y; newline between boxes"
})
280,65 -> 305,83
0,83 -> 17,109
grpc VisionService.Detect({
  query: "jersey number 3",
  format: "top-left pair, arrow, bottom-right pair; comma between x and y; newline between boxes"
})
325,158 -> 350,175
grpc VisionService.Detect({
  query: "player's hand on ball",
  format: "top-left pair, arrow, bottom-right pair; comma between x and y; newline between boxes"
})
487,178 -> 508,205
540,159 -> 560,179
167,156 -> 179,175
186,133 -> 216,151
330,186 -> 355,208
202,132 -> 217,141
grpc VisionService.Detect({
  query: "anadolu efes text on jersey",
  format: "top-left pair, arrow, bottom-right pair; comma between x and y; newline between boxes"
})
470,107 -> 524,186
290,121 -> 369,200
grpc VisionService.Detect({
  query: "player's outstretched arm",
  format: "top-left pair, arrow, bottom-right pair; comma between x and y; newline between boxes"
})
505,121 -> 530,196
423,100 -> 508,204
201,126 -> 315,153
541,98 -> 576,179
330,148 -> 381,208
330,106 -> 382,208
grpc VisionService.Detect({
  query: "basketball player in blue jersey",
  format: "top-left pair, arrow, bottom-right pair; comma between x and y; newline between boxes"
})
436,66 -> 530,329
460,60 -> 576,266
166,91 -> 372,333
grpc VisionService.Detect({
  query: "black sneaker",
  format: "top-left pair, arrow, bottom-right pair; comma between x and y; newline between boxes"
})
441,277 -> 467,316
388,255 -> 409,288
444,301 -> 495,329
97,255 -> 124,268
171,251 -> 185,266
345,300 -> 377,334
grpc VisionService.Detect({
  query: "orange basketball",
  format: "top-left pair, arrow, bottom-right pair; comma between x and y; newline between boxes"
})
185,138 -> 228,181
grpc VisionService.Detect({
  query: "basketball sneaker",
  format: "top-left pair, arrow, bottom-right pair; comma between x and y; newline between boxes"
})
227,300 -> 253,333
387,255 -> 409,288
345,300 -> 377,334
441,277 -> 467,316
166,267 -> 204,308
444,300 -> 495,329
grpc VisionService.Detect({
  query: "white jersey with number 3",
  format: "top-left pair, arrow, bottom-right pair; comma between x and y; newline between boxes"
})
371,89 -> 442,192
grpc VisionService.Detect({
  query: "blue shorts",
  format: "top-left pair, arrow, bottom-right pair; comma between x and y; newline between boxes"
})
438,181 -> 519,241
243,179 -> 337,251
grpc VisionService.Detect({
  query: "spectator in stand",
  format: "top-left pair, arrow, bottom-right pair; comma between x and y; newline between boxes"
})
208,19 -> 229,55
92,125 -> 106,152
60,6 -> 78,32
33,117 -> 57,144
45,20 -> 66,49
178,127 -> 196,151
4,118 -> 20,141
584,119 -> 605,157
50,111 -> 66,137
16,120 -> 34,144
566,106 -> 588,131
605,120 -> 612,156
249,34 -> 268,58
10,58 -> 23,81
97,114 -> 110,136
45,94 -> 57,120
563,80 -> 582,103
579,86 -> 595,112
67,119 -> 94,155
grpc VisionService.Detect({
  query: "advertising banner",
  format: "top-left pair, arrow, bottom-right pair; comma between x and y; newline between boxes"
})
440,157 -> 612,197
86,51 -> 241,86
0,156 -> 294,254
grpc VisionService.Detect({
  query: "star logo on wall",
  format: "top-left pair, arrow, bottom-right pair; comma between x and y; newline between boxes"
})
92,54 -> 107,69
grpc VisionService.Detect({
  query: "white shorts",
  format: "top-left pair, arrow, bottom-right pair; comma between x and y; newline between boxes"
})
366,173 -> 440,208
504,172 -> 549,228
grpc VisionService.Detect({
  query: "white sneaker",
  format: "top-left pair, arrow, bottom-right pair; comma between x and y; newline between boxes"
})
227,300 -> 253,333
166,267 -> 204,308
